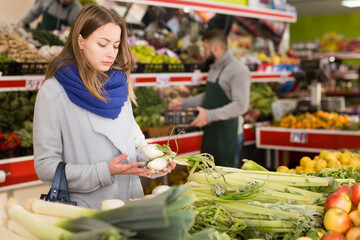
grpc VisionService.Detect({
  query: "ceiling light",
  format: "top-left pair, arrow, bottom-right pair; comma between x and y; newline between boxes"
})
341,0 -> 360,8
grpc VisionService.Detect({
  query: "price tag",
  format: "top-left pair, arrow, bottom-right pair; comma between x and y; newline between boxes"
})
191,70 -> 203,85
25,78 -> 44,90
280,71 -> 288,84
290,131 -> 308,144
129,75 -> 136,88
156,75 -> 170,88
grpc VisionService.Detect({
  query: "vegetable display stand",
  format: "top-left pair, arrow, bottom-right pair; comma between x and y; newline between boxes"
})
0,72 -> 295,91
0,156 -> 41,191
256,126 -> 360,169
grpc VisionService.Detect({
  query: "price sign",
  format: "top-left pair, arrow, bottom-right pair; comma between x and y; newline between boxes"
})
191,70 -> 203,85
156,75 -> 170,88
280,71 -> 288,84
129,75 -> 136,88
25,78 -> 44,90
290,131 -> 308,144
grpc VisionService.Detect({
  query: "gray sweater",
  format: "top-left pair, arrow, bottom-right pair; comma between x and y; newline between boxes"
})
183,49 -> 251,134
20,0 -> 82,27
33,78 -> 148,209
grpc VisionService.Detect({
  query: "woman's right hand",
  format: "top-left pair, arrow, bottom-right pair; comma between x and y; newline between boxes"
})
108,153 -> 154,177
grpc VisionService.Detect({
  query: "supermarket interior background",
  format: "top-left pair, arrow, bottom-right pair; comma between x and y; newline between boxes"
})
0,0 -> 360,239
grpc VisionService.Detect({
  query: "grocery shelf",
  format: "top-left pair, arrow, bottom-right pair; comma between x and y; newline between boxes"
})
256,126 -> 360,153
325,91 -> 360,97
0,156 -> 42,192
313,52 -> 360,60
331,73 -> 359,80
0,72 -> 294,91
114,0 -> 297,22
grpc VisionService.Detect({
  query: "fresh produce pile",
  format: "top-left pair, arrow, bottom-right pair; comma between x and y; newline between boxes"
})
0,91 -> 36,158
2,186 -> 229,240
277,150 -> 360,174
320,183 -> 360,239
132,87 -> 167,128
275,110 -> 355,130
131,45 -> 184,73
319,31 -> 360,53
250,83 -> 278,116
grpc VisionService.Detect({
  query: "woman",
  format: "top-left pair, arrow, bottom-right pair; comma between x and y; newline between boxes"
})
33,4 -> 175,209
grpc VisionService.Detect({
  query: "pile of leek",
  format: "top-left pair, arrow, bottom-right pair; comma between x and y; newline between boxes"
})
3,186 -> 223,240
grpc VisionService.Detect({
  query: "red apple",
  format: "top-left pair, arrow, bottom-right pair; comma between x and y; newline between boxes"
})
325,192 -> 352,213
346,227 -> 360,240
320,231 -> 346,240
323,208 -> 351,234
336,185 -> 351,196
350,183 -> 360,206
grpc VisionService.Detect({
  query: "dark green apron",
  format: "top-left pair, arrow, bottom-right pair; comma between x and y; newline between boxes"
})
38,1 -> 71,30
201,66 -> 238,167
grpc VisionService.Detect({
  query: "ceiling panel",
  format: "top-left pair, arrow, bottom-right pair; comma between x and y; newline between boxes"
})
288,0 -> 360,17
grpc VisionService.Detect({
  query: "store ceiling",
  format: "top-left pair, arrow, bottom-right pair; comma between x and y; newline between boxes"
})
288,0 -> 360,17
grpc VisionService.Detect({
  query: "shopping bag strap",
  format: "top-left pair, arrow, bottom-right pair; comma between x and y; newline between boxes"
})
40,162 -> 77,205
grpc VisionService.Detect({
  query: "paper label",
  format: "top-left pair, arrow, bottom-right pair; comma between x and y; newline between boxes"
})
156,75 -> 170,88
191,70 -> 203,85
25,78 -> 44,90
290,131 -> 308,144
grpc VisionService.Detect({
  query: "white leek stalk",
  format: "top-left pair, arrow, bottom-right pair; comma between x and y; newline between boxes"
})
27,198 -> 98,219
0,225 -> 27,240
5,219 -> 40,240
100,199 -> 125,210
5,198 -> 73,240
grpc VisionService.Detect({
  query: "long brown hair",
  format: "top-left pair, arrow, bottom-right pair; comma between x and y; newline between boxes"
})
45,4 -> 136,103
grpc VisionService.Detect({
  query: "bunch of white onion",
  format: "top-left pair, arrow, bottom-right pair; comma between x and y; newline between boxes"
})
141,144 -> 176,171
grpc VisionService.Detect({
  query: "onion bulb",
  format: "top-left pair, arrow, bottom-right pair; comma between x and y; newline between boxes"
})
146,157 -> 169,171
141,144 -> 164,159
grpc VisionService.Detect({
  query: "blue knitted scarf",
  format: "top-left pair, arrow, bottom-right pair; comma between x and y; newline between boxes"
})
55,64 -> 128,119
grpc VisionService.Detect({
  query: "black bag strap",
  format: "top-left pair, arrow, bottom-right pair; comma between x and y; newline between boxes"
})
40,162 -> 77,205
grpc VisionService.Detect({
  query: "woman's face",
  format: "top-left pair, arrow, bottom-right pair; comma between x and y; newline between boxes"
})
78,22 -> 121,72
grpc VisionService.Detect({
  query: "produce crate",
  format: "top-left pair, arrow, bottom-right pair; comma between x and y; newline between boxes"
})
0,146 -> 33,159
0,62 -> 15,76
13,62 -> 48,75
141,124 -> 175,138
163,109 -> 199,125
134,63 -> 203,73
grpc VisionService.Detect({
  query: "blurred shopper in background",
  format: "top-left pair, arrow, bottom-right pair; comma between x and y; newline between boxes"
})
170,28 -> 250,167
19,0 -> 82,30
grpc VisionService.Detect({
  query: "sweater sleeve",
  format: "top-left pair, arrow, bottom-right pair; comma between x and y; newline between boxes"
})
206,66 -> 251,123
19,0 -> 44,25
182,92 -> 206,109
33,84 -> 114,193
